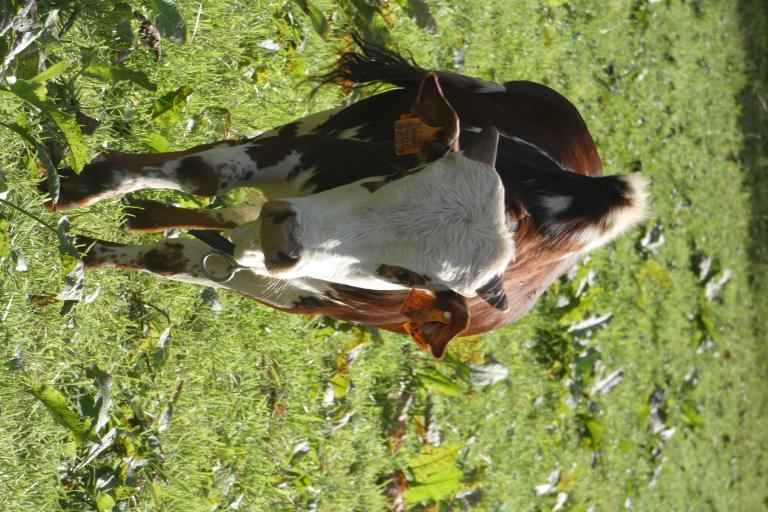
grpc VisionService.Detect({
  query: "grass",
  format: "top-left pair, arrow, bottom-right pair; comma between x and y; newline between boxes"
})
1,0 -> 767,510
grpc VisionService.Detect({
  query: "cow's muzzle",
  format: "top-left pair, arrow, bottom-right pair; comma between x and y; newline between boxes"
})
260,200 -> 301,273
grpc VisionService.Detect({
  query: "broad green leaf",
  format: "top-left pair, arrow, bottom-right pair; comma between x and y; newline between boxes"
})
2,77 -> 46,102
404,444 -> 463,504
143,131 -> 172,153
295,0 -> 329,39
151,86 -> 193,127
149,0 -> 187,43
30,59 -> 72,84
559,288 -> 605,326
30,384 -> 97,442
46,109 -> 88,172
94,492 -> 115,512
329,373 -> 350,400
416,367 -> 462,397
404,471 -> 463,503
83,62 -> 157,91
0,81 -> 89,172
407,443 -> 461,476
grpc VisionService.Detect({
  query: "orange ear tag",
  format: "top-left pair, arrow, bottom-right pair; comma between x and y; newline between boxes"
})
394,114 -> 442,156
399,288 -> 453,351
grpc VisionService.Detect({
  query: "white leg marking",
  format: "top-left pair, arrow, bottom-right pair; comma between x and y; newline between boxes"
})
87,238 -> 329,309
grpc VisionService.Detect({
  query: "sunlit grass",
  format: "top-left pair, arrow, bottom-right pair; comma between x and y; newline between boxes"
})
1,1 -> 766,510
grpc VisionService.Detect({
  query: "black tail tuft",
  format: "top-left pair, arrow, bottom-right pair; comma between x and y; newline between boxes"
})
521,171 -> 649,250
315,34 -> 427,91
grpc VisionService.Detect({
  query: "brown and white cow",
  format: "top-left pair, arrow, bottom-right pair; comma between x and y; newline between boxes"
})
42,41 -> 648,358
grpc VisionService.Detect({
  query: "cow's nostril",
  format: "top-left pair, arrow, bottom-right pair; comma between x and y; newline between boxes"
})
275,250 -> 299,264
260,200 -> 301,273
269,210 -> 295,225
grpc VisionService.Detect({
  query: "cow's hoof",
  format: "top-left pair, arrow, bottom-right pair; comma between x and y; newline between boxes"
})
38,168 -> 98,211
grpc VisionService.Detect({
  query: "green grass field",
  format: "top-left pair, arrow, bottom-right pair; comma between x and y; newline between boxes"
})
1,0 -> 766,510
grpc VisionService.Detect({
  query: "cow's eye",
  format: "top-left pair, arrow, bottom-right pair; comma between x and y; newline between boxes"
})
395,271 -> 411,283
376,264 -> 428,286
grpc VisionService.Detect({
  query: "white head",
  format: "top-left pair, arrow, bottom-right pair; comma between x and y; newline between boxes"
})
261,144 -> 512,292
234,74 -> 515,310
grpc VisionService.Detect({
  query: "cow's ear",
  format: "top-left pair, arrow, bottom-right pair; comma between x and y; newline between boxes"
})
412,73 -> 460,154
475,273 -> 508,312
400,289 -> 469,360
463,125 -> 499,168
419,291 -> 470,359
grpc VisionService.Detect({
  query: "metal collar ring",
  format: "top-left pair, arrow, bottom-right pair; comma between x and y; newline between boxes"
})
200,251 -> 245,283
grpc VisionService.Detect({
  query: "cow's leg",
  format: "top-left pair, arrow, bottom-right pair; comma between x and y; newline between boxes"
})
122,198 -> 264,232
76,236 -> 330,309
46,137 -> 319,211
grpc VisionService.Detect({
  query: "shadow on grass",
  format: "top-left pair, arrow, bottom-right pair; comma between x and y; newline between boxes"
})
734,7 -> 768,505
737,0 -> 768,344
738,12 -> 768,496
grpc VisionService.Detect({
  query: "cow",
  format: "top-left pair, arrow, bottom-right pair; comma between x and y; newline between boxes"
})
40,40 -> 648,359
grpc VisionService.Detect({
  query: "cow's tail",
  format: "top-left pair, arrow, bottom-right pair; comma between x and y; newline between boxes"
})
316,34 -> 428,90
315,35 -> 506,95
520,171 -> 650,252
